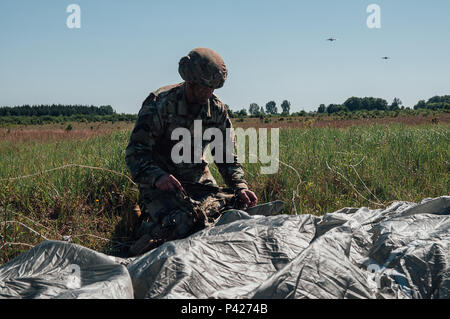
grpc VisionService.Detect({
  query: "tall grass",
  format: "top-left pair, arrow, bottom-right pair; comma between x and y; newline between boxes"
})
0,131 -> 139,263
231,124 -> 449,215
0,123 -> 448,264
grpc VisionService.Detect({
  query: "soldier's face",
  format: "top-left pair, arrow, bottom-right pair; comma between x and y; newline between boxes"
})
186,82 -> 214,104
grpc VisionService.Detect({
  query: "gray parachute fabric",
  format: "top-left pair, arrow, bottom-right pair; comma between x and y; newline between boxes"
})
0,196 -> 449,299
0,240 -> 133,299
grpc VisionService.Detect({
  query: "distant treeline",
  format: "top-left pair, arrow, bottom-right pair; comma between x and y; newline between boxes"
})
414,95 -> 450,111
0,104 -> 139,125
0,104 -> 115,117
317,95 -> 450,114
318,97 -> 391,114
235,95 -> 450,118
0,114 -> 138,126
2,96 -> 449,126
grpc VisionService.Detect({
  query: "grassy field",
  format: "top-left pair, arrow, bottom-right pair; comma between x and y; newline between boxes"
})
0,119 -> 449,264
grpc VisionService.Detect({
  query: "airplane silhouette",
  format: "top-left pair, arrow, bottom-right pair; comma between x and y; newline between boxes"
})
381,56 -> 391,60
326,38 -> 337,42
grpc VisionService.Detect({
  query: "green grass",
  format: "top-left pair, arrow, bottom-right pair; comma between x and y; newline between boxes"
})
232,124 -> 449,215
1,123 -> 449,264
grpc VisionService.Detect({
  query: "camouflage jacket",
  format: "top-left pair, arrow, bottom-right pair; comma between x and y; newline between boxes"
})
125,82 -> 248,192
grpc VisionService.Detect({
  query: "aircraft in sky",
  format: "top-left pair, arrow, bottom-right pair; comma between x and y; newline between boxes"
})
326,38 -> 338,42
381,56 -> 391,60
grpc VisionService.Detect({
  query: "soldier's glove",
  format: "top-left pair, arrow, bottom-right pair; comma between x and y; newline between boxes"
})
235,189 -> 258,208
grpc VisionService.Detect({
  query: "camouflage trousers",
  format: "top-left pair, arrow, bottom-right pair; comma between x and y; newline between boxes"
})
129,183 -> 236,256
130,176 -> 238,256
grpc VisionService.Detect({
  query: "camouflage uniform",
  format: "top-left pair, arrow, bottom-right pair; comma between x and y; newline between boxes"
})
125,48 -> 248,243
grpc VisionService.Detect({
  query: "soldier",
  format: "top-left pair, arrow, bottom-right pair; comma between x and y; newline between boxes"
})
125,48 -> 258,248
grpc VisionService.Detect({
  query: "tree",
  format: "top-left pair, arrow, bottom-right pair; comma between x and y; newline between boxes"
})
390,98 -> 402,110
341,97 -> 388,111
280,100 -> 291,115
374,98 -> 388,110
414,95 -> 450,110
226,107 -> 235,118
265,101 -> 278,114
326,104 -> 348,114
317,104 -> 326,113
235,109 -> 247,118
248,103 -> 260,116
343,97 -> 362,112
259,106 -> 265,115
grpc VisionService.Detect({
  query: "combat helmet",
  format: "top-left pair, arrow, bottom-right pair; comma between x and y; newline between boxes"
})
178,47 -> 228,89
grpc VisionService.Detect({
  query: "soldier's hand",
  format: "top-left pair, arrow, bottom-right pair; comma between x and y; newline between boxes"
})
236,189 -> 258,208
155,174 -> 184,192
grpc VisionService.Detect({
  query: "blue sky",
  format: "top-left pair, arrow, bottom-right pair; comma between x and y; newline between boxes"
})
1,0 -> 449,113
